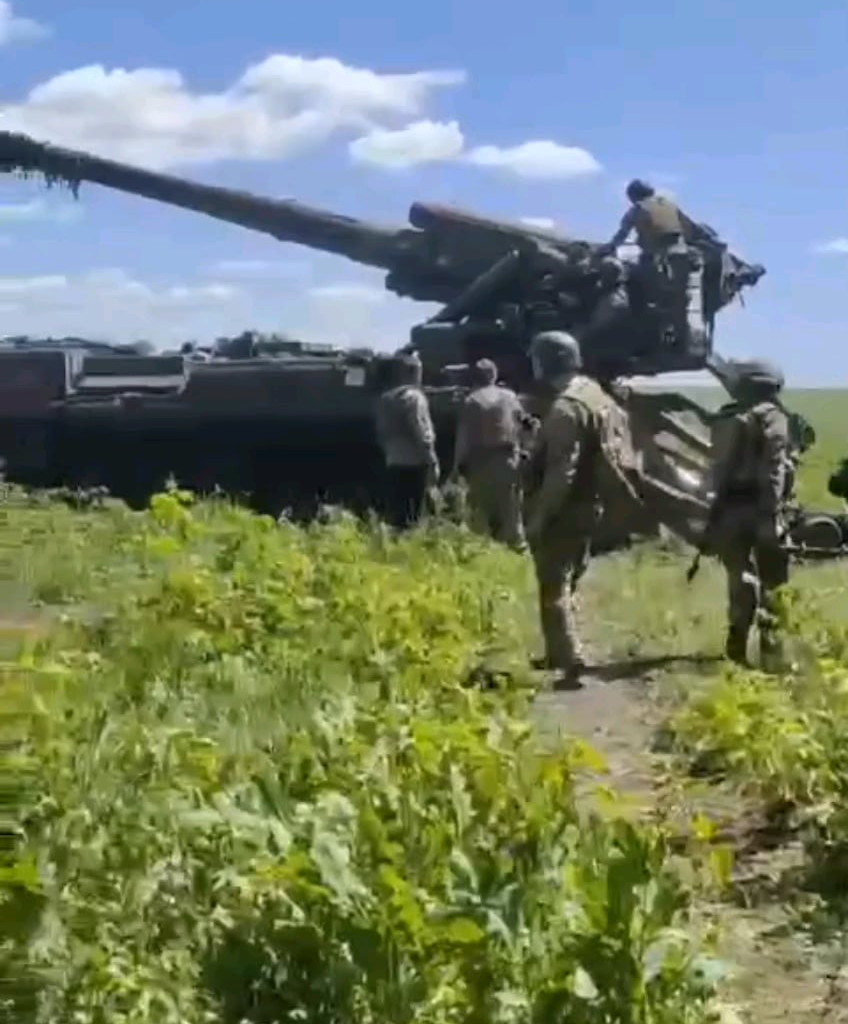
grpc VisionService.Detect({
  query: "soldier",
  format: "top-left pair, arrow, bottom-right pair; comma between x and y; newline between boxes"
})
451,358 -> 532,552
703,359 -> 791,668
523,330 -> 613,690
600,179 -> 688,264
599,180 -> 692,342
374,351 -> 440,529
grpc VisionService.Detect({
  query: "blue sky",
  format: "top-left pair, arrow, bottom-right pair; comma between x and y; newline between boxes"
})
0,0 -> 845,383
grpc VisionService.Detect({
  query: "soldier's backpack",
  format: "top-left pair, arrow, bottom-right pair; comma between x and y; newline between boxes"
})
558,376 -> 710,548
710,399 -> 795,510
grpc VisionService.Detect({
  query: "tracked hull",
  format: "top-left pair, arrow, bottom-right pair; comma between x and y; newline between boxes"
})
0,341 -> 464,519
1,340 -> 845,561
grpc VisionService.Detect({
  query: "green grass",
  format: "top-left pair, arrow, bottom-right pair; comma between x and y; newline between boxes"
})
1,387 -> 846,1023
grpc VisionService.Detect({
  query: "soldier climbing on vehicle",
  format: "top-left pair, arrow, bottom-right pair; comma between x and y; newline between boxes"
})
523,330 -> 614,690
695,358 -> 792,670
451,358 -> 533,552
598,179 -> 695,347
600,179 -> 688,265
374,351 -> 440,530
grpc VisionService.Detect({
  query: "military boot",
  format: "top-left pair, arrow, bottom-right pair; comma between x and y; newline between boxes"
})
553,667 -> 584,692
724,627 -> 750,667
552,658 -> 586,692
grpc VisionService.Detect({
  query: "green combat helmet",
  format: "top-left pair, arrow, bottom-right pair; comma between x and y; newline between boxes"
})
529,330 -> 583,380
726,357 -> 785,397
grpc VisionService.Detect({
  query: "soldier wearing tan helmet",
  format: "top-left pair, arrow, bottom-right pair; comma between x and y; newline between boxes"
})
451,358 -> 532,552
702,357 -> 791,669
523,330 -> 614,690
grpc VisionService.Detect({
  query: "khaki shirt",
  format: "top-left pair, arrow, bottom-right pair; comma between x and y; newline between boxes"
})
453,384 -> 525,467
525,375 -> 604,531
375,385 -> 436,467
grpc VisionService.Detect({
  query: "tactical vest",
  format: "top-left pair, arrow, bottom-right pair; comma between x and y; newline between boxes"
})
633,196 -> 682,242
553,375 -> 644,507
461,385 -> 521,452
710,400 -> 788,499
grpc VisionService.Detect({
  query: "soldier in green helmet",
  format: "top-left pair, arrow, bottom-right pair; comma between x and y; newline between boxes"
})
703,357 -> 792,668
523,330 -> 614,689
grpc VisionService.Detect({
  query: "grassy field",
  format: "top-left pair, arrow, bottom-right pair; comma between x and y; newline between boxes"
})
2,387 -> 846,1023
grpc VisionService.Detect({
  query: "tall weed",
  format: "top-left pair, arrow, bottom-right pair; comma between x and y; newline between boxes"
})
4,492 -> 724,1023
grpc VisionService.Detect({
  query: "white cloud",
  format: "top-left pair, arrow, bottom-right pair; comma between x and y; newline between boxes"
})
206,258 -> 308,279
0,199 -> 82,225
348,122 -> 602,180
0,56 -> 465,170
519,216 -> 558,231
308,282 -> 386,305
0,1 -> 48,46
466,140 -> 601,180
0,268 -> 243,342
813,237 -> 848,255
0,265 -> 427,350
349,119 -> 464,169
0,273 -> 66,295
1,50 -> 602,184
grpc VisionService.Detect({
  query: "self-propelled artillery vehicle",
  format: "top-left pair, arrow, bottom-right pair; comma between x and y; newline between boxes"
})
4,130 -> 841,559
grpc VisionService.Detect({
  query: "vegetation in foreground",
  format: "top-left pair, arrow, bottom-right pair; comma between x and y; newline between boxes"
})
0,387 -> 845,1023
3,490 -> 728,1024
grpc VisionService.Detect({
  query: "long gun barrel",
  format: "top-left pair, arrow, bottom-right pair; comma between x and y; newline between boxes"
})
0,131 -> 604,301
0,130 -> 766,383
0,130 -> 408,270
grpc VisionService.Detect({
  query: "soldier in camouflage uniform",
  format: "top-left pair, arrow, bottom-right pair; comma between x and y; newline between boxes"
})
374,352 -> 440,529
523,331 -> 613,690
705,359 -> 791,668
599,179 -> 692,339
600,179 -> 689,266
451,358 -> 533,552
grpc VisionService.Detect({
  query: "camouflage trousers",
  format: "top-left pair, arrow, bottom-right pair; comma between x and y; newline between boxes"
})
716,521 -> 789,664
466,449 -> 527,553
529,517 -> 594,670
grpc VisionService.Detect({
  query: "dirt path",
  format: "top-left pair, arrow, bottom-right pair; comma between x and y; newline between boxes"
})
529,657 -> 848,1024
532,671 -> 657,800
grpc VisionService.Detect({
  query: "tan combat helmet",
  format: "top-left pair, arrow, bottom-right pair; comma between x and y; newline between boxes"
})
529,330 -> 583,379
470,358 -> 498,386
